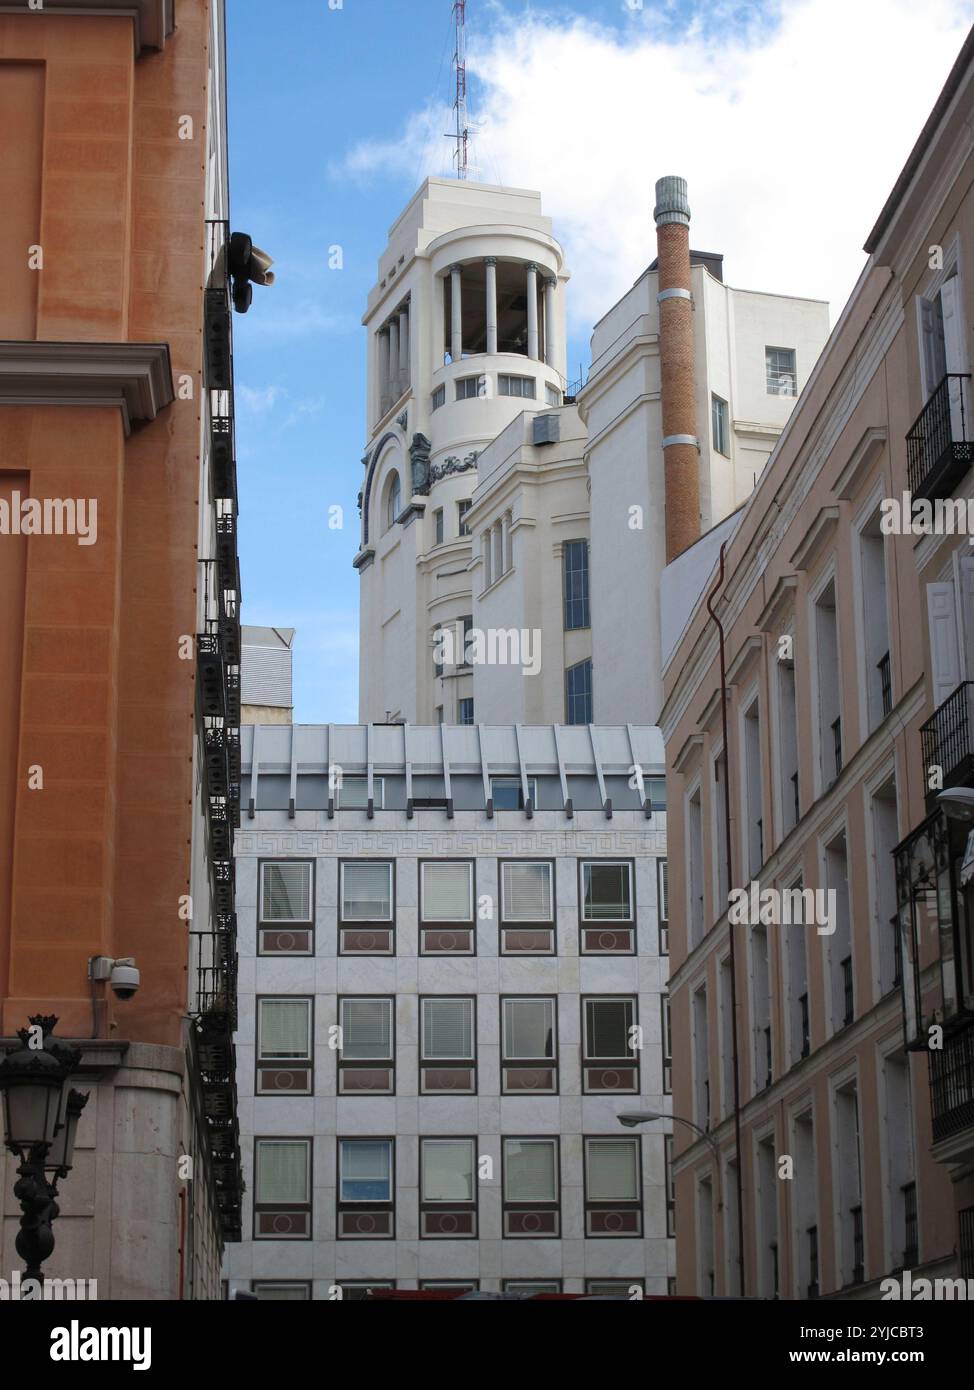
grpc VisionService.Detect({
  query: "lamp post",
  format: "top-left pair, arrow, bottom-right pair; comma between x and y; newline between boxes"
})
0,1015 -> 86,1282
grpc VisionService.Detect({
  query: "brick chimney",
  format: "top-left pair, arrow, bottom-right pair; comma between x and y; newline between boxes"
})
654,176 -> 700,562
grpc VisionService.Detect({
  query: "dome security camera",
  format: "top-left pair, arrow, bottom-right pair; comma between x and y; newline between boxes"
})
110,958 -> 140,1001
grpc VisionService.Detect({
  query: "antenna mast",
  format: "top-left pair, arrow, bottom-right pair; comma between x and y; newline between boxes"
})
451,0 -> 468,179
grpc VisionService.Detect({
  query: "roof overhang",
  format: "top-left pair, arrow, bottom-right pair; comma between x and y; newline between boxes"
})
0,0 -> 175,56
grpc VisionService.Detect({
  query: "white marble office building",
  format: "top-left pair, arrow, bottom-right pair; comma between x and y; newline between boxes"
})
223,722 -> 673,1297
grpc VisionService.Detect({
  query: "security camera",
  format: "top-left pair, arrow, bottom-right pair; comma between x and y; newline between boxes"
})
88,955 -> 140,1001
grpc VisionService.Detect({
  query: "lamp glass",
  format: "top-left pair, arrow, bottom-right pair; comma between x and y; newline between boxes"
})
3,1077 -> 64,1151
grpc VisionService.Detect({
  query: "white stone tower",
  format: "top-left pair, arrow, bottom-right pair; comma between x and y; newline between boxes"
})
355,177 -> 569,724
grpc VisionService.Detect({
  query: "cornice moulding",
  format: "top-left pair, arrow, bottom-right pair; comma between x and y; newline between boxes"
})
0,340 -> 175,436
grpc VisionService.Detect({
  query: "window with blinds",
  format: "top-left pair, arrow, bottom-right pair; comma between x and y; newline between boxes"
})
501,861 -> 553,922
490,777 -> 536,810
502,998 -> 554,1060
258,999 -> 311,1060
255,1139 -> 310,1204
340,998 -> 393,1060
585,1138 -> 639,1202
504,1139 -> 558,1202
421,1139 -> 475,1202
260,862 -> 312,922
584,998 -> 635,1059
421,861 -> 473,922
336,777 -> 384,809
339,1139 -> 392,1202
581,861 -> 632,921
421,998 -> 474,1060
340,861 -> 393,921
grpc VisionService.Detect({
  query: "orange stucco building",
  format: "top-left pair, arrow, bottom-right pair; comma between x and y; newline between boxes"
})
0,0 -> 242,1298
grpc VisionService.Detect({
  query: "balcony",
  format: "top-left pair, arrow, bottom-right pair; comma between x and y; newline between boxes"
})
902,1182 -> 918,1268
929,1020 -> 974,1143
851,1204 -> 864,1285
906,373 -> 972,501
879,651 -> 892,719
921,681 -> 974,810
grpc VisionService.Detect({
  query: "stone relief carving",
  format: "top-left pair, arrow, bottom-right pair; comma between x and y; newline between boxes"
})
429,450 -> 479,484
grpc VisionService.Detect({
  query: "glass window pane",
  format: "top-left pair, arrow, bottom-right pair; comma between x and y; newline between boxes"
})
336,778 -> 383,810
502,862 -> 552,921
565,659 -> 593,725
342,862 -> 392,920
253,1283 -> 311,1301
503,998 -> 554,1059
340,998 -> 392,1059
261,863 -> 311,922
258,999 -> 310,1059
422,1139 -> 474,1201
422,862 -> 472,921
422,998 -> 474,1059
256,1140 -> 308,1204
587,1139 -> 639,1201
340,1140 -> 391,1201
505,1139 -> 557,1201
582,862 -> 632,920
585,998 -> 634,1058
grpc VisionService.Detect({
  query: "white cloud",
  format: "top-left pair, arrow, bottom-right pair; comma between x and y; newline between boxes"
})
337,0 -> 974,329
238,384 -> 286,414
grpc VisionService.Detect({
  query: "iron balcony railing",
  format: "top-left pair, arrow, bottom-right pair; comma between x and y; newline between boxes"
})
929,1020 -> 974,1142
799,993 -> 810,1058
841,955 -> 854,1028
832,718 -> 843,780
960,1205 -> 974,1280
921,681 -> 974,809
902,1182 -> 918,1268
906,373 -> 972,500
879,651 -> 892,719
851,1204 -> 864,1285
807,1225 -> 819,1299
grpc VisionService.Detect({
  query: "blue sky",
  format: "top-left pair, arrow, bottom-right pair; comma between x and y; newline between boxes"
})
226,0 -> 974,722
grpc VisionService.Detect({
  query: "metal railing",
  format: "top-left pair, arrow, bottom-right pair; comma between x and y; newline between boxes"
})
841,956 -> 854,1028
851,1204 -> 864,1285
920,681 -> 974,804
960,1205 -> 974,1280
807,1225 -> 819,1298
799,993 -> 810,1059
879,651 -> 892,718
832,718 -> 843,780
906,373 -> 972,497
929,1021 -> 974,1142
902,1182 -> 918,1268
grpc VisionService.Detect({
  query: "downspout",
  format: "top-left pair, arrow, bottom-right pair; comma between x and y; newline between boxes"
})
706,540 -> 746,1298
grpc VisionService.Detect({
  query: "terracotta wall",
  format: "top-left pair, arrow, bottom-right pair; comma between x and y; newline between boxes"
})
0,3 -> 211,1047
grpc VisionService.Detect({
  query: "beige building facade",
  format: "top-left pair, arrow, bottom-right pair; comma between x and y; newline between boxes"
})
660,29 -> 974,1298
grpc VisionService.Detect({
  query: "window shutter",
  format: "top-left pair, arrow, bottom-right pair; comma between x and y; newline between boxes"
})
422,862 -> 472,921
422,998 -> 473,1059
505,1140 -> 556,1201
257,1141 -> 308,1203
342,862 -> 392,920
583,862 -> 631,920
659,860 -> 669,921
341,999 -> 392,1059
926,582 -> 961,708
422,1140 -> 474,1201
503,998 -> 553,1059
586,999 -> 632,1058
587,1140 -> 638,1201
338,778 -> 368,809
259,999 -> 310,1059
262,863 -> 311,921
503,862 -> 552,921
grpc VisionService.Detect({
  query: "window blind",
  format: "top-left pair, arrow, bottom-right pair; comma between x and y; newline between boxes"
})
587,1139 -> 638,1202
503,998 -> 553,1059
582,862 -> 631,920
505,1139 -> 556,1202
340,1140 -> 391,1201
585,998 -> 633,1058
258,999 -> 310,1059
422,998 -> 473,1059
256,1140 -> 308,1204
422,1139 -> 474,1201
422,862 -> 472,921
342,862 -> 392,920
261,862 -> 311,922
341,998 -> 392,1059
659,859 -> 669,920
502,862 -> 552,921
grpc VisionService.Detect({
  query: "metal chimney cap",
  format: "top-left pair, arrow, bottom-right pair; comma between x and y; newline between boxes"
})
654,176 -> 690,227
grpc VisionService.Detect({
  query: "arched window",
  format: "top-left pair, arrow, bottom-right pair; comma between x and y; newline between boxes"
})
385,472 -> 401,530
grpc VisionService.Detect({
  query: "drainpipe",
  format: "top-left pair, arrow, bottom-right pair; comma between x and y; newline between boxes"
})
706,540 -> 746,1298
654,176 -> 700,563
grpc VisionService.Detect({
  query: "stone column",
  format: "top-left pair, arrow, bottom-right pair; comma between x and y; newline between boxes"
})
398,306 -> 410,394
450,264 -> 464,362
485,257 -> 498,355
378,328 -> 390,415
526,263 -> 539,359
544,278 -> 557,368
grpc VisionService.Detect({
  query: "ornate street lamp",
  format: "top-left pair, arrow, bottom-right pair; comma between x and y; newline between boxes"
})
0,1016 -> 86,1281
